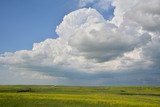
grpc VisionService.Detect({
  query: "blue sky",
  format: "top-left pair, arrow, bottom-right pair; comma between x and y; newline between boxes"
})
0,0 -> 159,85
0,0 -> 78,53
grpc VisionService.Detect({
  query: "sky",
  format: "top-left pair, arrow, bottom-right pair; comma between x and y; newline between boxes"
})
0,0 -> 78,53
0,0 -> 160,86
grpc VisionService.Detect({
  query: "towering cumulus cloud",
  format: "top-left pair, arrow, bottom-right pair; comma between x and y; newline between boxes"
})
0,0 -> 160,85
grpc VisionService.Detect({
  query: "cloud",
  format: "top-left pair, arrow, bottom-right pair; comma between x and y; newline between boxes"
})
113,0 -> 160,66
0,0 -> 160,85
112,0 -> 160,32
142,37 -> 160,66
111,0 -> 139,26
56,8 -> 139,62
124,0 -> 160,33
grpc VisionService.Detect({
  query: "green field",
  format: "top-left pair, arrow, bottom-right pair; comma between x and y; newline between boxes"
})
0,86 -> 159,107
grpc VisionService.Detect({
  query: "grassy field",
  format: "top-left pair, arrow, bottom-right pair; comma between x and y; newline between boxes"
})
0,85 -> 159,107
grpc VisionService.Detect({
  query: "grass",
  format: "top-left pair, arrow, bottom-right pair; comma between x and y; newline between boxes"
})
0,85 -> 159,107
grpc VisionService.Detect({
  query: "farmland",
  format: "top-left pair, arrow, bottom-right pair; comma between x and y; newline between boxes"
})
0,85 -> 159,107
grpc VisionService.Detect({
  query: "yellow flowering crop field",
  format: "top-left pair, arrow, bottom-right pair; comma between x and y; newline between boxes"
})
0,86 -> 159,107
